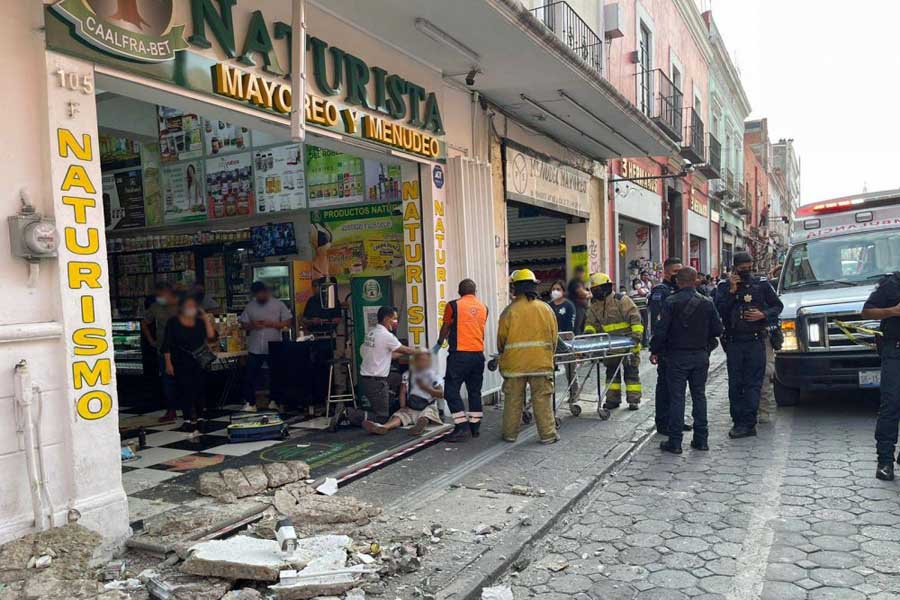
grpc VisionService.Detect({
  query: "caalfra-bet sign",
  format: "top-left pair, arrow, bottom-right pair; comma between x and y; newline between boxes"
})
47,0 -> 446,159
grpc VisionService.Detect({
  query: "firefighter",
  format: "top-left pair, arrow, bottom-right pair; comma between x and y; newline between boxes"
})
497,269 -> 559,444
585,272 -> 644,410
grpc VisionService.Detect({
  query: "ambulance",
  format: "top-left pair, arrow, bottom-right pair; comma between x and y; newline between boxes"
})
774,189 -> 900,405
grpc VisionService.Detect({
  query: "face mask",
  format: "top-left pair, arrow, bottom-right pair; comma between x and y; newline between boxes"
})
184,308 -> 198,318
550,289 -> 563,300
156,297 -> 167,306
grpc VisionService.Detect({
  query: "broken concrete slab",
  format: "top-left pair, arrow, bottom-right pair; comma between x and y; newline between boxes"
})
221,468 -> 256,499
198,472 -> 237,503
273,490 -> 381,526
0,523 -> 103,589
240,465 -> 269,495
146,572 -> 232,600
181,535 -> 352,582
198,461 -> 312,502
220,588 -> 263,600
263,462 -> 296,488
268,547 -> 366,600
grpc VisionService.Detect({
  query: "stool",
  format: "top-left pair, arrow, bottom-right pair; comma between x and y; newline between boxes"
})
325,357 -> 356,418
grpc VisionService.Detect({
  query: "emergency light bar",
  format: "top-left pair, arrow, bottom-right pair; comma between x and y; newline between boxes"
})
795,189 -> 900,218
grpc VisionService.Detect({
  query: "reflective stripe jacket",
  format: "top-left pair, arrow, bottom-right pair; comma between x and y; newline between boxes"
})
585,293 -> 644,349
497,296 -> 558,377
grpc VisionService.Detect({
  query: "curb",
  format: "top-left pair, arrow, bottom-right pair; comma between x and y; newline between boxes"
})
437,354 -> 728,600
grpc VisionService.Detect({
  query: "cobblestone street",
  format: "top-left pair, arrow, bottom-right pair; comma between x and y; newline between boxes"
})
498,365 -> 900,599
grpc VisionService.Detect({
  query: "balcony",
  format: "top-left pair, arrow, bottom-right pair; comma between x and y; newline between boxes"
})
530,1 -> 602,73
680,107 -> 705,164
637,69 -> 683,142
697,132 -> 721,179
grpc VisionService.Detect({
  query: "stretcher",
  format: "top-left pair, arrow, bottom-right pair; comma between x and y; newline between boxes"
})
553,332 -> 638,421
488,332 -> 638,425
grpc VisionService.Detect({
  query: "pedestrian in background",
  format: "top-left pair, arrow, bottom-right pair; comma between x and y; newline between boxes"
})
142,282 -> 178,422
436,279 -> 488,442
239,282 -> 293,413
861,272 -> 900,481
547,279 -> 579,405
498,269 -> 559,444
648,257 -> 686,434
716,252 -> 783,439
162,294 -> 217,435
568,265 -> 591,335
757,266 -> 783,425
650,267 -> 722,453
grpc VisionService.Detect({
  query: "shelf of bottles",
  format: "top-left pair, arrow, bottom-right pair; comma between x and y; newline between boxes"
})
112,320 -> 144,375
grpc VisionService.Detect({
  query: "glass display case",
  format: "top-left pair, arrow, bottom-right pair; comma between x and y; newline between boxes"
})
112,319 -> 144,375
252,264 -> 293,304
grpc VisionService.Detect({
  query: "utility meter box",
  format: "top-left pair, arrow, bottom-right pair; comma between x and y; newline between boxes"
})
8,213 -> 59,260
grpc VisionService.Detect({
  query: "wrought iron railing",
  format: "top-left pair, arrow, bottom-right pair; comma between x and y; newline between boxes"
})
636,69 -> 683,141
707,133 -> 721,175
681,107 -> 705,161
530,1 -> 603,72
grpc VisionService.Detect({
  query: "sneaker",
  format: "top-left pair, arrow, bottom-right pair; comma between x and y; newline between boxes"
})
409,418 -> 429,437
362,420 -> 387,435
158,410 -> 176,423
876,462 -> 895,481
690,439 -> 709,451
241,403 -> 257,413
660,440 -> 683,454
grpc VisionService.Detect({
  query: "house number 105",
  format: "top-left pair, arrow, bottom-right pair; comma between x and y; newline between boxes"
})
55,69 -> 94,95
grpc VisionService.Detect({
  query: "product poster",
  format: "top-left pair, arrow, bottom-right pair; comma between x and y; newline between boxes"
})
309,202 -> 403,283
99,135 -> 142,170
364,162 -> 403,202
141,143 -> 164,226
158,106 -> 203,162
102,168 -> 146,230
255,144 -> 306,213
205,152 -> 254,219
305,145 -> 365,207
203,118 -> 251,156
162,160 -> 206,224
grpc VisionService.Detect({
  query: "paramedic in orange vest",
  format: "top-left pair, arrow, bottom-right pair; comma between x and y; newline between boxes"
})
435,279 -> 489,442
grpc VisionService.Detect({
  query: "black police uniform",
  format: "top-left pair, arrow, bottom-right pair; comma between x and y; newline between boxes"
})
651,288 -> 723,448
863,273 -> 900,465
649,280 -> 676,431
715,275 -> 783,434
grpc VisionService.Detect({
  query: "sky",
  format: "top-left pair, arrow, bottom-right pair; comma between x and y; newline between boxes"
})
703,0 -> 900,204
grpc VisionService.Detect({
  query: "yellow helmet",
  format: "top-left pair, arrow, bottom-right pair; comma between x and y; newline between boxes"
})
589,272 -> 611,287
510,269 -> 539,283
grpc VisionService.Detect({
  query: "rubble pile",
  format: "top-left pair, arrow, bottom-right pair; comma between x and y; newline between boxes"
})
272,484 -> 382,527
198,461 -> 311,503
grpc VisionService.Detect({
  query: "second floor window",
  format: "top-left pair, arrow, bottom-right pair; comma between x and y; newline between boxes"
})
639,24 -> 652,115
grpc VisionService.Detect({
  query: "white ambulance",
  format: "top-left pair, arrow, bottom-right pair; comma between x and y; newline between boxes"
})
774,189 -> 900,405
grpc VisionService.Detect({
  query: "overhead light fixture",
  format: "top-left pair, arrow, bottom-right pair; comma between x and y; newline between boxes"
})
415,18 -> 481,63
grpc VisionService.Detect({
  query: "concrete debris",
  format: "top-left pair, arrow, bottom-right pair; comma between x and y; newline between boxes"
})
316,478 -> 339,496
198,461 -> 311,502
182,534 -> 351,582
103,578 -> 143,591
473,524 -> 492,536
517,514 -> 532,527
0,523 -> 102,595
220,588 -> 264,600
274,489 -> 381,526
33,555 -> 52,569
268,546 -> 373,600
146,572 -> 232,600
103,559 -> 127,581
345,589 -> 366,600
547,560 -> 569,573
356,553 -> 376,565
481,585 -> 514,600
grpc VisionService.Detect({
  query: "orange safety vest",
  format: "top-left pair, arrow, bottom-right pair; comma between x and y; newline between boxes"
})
443,294 -> 488,352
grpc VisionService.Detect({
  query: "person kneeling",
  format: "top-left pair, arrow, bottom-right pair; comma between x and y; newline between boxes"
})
363,352 -> 444,436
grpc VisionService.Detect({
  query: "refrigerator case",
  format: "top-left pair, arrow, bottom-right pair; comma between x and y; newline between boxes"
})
251,264 -> 293,305
112,319 -> 144,375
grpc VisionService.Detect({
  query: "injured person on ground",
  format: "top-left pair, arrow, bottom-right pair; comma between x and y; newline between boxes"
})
363,351 -> 444,436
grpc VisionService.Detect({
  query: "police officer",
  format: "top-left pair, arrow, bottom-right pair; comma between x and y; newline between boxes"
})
648,257 -> 687,434
650,267 -> 722,454
861,272 -> 900,480
715,252 -> 783,439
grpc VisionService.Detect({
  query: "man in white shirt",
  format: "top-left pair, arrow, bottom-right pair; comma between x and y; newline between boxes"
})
358,305 -> 418,421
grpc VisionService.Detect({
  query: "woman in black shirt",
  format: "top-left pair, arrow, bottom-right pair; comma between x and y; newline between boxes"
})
163,295 -> 217,434
547,280 -> 580,403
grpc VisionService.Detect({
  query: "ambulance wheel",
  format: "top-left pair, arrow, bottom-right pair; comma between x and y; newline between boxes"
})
598,407 -> 611,420
569,404 -> 582,417
522,411 -> 533,425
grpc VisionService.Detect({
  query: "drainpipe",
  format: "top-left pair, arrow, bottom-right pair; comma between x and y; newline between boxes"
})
32,384 -> 56,528
14,360 -> 48,531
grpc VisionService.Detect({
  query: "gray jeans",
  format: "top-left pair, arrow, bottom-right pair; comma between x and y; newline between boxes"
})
360,376 -> 390,418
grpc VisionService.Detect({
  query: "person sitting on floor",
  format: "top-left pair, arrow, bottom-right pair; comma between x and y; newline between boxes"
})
363,351 -> 444,436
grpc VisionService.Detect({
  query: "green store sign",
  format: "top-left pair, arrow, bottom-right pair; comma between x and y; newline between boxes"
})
46,0 -> 444,147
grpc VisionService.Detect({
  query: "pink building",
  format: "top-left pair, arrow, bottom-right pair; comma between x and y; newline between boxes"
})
604,0 -> 714,280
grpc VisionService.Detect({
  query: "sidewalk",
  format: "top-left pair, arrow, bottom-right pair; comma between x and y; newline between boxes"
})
339,350 -> 727,599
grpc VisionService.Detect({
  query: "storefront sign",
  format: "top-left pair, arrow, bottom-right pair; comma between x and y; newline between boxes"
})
432,193 -> 448,324
402,181 -> 426,346
50,0 -> 188,63
46,2 -> 447,160
504,143 -> 590,218
619,159 -> 658,194
54,127 -> 115,421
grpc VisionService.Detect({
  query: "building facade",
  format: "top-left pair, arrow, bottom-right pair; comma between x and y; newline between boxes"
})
744,119 -> 773,270
604,0 -> 715,284
702,10 -> 751,274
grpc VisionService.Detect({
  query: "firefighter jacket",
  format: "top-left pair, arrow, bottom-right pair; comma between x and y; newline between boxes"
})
497,296 -> 559,377
585,293 -> 644,352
